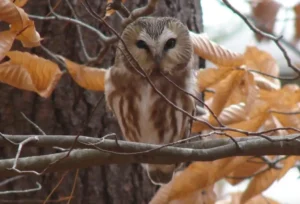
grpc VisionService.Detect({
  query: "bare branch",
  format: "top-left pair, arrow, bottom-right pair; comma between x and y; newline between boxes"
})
0,182 -> 42,195
0,176 -> 24,187
1,134 -> 300,177
20,112 -> 46,135
222,0 -> 300,77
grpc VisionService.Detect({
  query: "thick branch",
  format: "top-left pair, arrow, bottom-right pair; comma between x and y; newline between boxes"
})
1,134 -> 300,177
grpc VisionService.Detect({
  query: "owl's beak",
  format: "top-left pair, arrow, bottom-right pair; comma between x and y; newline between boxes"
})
153,55 -> 162,69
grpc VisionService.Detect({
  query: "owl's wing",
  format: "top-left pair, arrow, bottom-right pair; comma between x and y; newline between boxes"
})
62,57 -> 107,91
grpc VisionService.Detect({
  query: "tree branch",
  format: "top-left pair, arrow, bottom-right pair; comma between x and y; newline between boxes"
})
1,134 -> 300,177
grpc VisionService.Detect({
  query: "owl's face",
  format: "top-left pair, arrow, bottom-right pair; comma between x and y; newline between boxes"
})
118,17 -> 193,76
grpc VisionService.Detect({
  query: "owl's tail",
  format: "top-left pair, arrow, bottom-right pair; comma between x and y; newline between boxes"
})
143,164 -> 177,185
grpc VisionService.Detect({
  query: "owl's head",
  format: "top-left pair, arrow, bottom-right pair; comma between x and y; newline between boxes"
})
116,17 -> 193,76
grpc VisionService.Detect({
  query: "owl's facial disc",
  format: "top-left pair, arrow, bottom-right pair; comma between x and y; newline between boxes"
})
136,28 -> 179,75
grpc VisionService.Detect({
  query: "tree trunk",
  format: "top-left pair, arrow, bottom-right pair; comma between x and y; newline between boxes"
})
0,1 -> 203,203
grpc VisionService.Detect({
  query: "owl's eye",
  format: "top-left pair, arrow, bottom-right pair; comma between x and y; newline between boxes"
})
136,40 -> 148,49
164,38 -> 176,51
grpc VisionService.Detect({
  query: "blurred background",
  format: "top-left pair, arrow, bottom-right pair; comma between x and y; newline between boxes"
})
202,0 -> 300,203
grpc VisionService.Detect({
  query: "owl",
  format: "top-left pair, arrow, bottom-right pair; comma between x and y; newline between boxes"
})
105,17 -> 196,185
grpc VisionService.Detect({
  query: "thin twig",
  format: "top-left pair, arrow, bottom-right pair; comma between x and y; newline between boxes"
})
21,112 -> 46,135
0,182 -> 42,195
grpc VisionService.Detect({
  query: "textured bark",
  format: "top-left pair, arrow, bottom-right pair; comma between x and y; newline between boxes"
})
0,0 -> 203,203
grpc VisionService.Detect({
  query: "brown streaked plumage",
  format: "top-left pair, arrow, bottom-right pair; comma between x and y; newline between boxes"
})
105,17 -> 197,185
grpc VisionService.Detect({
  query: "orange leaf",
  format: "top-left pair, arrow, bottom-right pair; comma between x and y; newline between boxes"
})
241,168 -> 280,203
0,0 -> 40,47
244,46 -> 279,78
189,32 -> 245,67
0,30 -> 16,61
218,103 -> 247,125
0,51 -> 62,97
225,107 -> 269,137
196,67 -> 233,92
15,20 -> 41,47
11,0 -> 29,7
252,72 -> 280,91
164,157 -> 249,201
244,72 -> 259,113
209,70 -> 245,121
62,57 -> 106,91
151,176 -> 216,204
251,0 -> 281,41
0,0 -> 29,32
105,0 -> 126,17
294,4 -> 300,41
278,156 -> 298,180
226,157 -> 267,185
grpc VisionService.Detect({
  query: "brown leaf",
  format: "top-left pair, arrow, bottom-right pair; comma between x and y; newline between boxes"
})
0,0 -> 25,29
11,0 -> 29,7
241,168 -> 280,203
105,0 -> 126,17
189,32 -> 245,67
0,51 -> 62,97
226,158 -> 267,185
251,0 -> 281,41
225,107 -> 269,137
278,156 -> 298,180
151,177 -> 216,204
244,72 -> 259,113
244,46 -> 279,79
218,103 -> 247,125
0,30 -> 16,61
16,20 -> 41,47
163,157 -> 249,202
196,67 -> 233,92
62,57 -> 106,91
0,0 -> 40,47
252,72 -> 280,91
209,70 -> 245,121
294,4 -> 300,41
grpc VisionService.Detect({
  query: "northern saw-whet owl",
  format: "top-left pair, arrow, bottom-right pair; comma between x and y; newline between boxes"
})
105,17 -> 196,185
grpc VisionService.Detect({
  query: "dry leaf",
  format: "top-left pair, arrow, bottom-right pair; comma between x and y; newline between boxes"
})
151,176 -> 216,204
0,0 -> 27,30
209,70 -> 245,121
16,20 -> 41,47
226,157 -> 267,185
105,0 -> 126,17
218,103 -> 247,125
11,0 -> 29,7
0,0 -> 40,47
0,51 -> 62,97
189,32 -> 245,67
278,156 -> 298,180
163,157 -> 249,202
293,4 -> 300,41
240,168 -> 280,203
61,57 -> 106,91
244,72 -> 259,113
251,0 -> 281,41
225,108 -> 269,137
252,72 -> 280,90
196,67 -> 233,92
0,30 -> 16,61
244,46 -> 279,79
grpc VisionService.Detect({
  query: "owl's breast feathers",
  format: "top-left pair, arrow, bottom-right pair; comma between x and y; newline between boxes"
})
105,67 -> 196,144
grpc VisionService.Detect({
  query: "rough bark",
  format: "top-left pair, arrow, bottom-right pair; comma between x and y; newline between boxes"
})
0,0 -> 203,203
